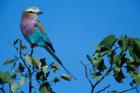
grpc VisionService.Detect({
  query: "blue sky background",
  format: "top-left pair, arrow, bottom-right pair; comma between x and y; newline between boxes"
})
0,0 -> 140,93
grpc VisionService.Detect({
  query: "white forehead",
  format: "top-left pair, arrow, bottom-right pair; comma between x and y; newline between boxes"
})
25,7 -> 40,12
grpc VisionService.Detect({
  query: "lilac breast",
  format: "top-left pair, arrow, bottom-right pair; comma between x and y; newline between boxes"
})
20,17 -> 36,35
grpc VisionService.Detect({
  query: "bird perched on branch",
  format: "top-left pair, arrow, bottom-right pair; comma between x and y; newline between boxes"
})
20,7 -> 76,79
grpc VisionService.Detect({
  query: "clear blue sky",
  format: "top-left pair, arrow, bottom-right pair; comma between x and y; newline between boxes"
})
0,0 -> 140,93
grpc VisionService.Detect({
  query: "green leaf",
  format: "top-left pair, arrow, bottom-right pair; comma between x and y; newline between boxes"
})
61,74 -> 71,81
4,59 -> 15,65
11,83 -> 19,92
51,64 -> 58,72
10,74 -> 17,81
113,55 -> 121,65
39,82 -> 54,93
91,56 -> 102,67
133,38 -> 140,61
20,76 -> 26,85
96,45 -> 108,52
118,35 -> 128,52
114,67 -> 121,73
54,77 -> 60,84
25,55 -> 39,67
36,71 -> 45,81
133,53 -> 140,64
98,34 -> 116,51
127,38 -> 134,52
92,73 -> 99,80
43,65 -> 48,73
32,57 -> 40,67
92,72 -> 102,80
129,57 -> 135,63
25,55 -> 32,64
40,86 -> 50,93
134,38 -> 140,51
130,72 -> 140,83
91,55 -> 106,71
0,71 -> 10,84
107,50 -> 114,56
125,57 -> 139,72
18,62 -> 25,73
113,70 -> 125,83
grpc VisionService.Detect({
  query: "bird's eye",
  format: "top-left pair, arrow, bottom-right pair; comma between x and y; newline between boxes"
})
29,11 -> 33,13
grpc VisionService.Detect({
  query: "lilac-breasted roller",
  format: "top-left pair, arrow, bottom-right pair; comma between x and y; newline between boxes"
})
20,7 -> 76,79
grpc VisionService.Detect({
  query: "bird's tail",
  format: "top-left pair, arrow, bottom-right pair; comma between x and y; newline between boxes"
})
44,46 -> 77,80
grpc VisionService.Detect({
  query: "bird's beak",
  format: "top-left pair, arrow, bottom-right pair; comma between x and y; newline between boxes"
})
37,11 -> 43,15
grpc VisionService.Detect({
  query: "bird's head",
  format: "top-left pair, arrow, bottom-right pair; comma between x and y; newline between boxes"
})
23,7 -> 43,19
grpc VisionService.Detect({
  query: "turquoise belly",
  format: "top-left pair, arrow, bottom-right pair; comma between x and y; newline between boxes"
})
24,28 -> 47,47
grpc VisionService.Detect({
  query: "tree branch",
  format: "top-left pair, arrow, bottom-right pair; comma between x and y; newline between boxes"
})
92,68 -> 112,92
81,61 -> 113,93
96,84 -> 110,93
29,66 -> 32,93
114,86 -> 138,93
0,84 -> 5,93
9,83 -> 13,93
30,45 -> 34,57
81,61 -> 94,93
12,43 -> 33,93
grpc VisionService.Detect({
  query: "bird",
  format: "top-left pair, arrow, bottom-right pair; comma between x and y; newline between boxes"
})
20,7 -> 76,79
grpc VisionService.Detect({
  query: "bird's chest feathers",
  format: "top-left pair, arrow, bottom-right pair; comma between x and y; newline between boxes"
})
20,18 -> 37,35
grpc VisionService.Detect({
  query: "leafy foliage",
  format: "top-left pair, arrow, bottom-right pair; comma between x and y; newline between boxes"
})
88,34 -> 140,86
11,83 -> 19,92
0,72 -> 10,84
39,81 -> 55,93
0,39 -> 71,93
61,74 -> 72,81
1,35 -> 140,93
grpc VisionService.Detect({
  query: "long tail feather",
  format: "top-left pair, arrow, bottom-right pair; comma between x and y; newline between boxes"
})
44,46 -> 77,80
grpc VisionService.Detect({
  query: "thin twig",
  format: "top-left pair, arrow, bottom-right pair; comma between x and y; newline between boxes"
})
81,61 -> 94,93
96,84 -> 110,93
21,73 -> 29,77
92,68 -> 112,92
29,66 -> 32,93
30,47 -> 34,57
11,43 -> 33,93
30,44 -> 35,57
110,86 -> 138,93
117,86 -> 138,93
81,61 -> 113,93
12,44 -> 30,72
135,85 -> 139,93
0,84 -> 5,93
9,83 -> 13,93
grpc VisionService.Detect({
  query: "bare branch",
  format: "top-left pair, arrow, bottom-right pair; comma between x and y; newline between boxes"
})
118,86 -> 138,93
92,68 -> 112,92
10,42 -> 33,93
135,85 -> 139,93
9,83 -> 13,93
30,45 -> 34,57
0,84 -> 5,93
111,86 -> 138,93
96,84 -> 110,93
81,60 -> 113,93
81,61 -> 94,93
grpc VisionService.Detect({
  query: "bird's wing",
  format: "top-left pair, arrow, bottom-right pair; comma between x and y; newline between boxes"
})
36,20 -> 55,52
36,20 -> 46,33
